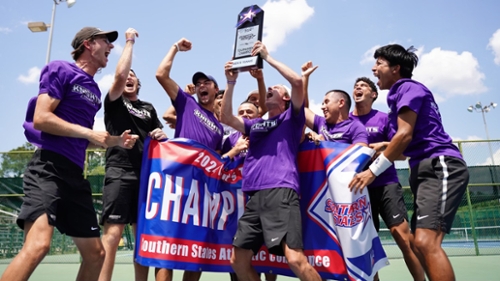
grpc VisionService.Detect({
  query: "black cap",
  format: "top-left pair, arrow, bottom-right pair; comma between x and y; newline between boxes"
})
71,27 -> 118,49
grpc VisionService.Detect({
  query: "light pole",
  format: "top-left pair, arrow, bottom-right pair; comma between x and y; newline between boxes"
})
27,0 -> 76,64
467,101 -> 497,165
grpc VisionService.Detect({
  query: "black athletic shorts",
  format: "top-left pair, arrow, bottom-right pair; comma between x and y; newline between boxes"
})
17,149 -> 100,238
233,188 -> 303,256
100,167 -> 141,225
368,182 -> 409,232
409,156 -> 469,233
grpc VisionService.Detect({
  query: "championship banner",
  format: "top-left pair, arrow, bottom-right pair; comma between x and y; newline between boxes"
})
135,138 -> 388,280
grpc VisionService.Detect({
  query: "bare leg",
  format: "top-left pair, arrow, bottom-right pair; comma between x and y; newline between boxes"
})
131,223 -> 152,281
231,247 -> 261,281
72,236 -> 106,281
264,273 -> 277,281
155,267 -> 173,281
98,223 -> 125,281
182,271 -> 202,281
390,221 -> 425,281
0,214 -> 53,281
413,228 -> 452,281
282,242 -> 321,281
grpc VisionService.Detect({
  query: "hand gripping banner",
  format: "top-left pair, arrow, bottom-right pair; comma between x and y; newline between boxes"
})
135,138 -> 388,280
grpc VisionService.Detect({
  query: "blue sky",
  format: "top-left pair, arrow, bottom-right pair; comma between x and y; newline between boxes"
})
1,0 -> 499,166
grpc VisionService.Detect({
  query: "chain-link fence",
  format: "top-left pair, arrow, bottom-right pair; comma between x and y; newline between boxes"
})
0,140 -> 499,263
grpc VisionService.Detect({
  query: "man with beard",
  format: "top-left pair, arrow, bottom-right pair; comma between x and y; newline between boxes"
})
98,28 -> 168,281
156,37 -> 224,281
2,27 -> 138,281
221,41 -> 322,281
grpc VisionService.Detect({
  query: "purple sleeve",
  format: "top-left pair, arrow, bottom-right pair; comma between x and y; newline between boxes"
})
351,121 -> 369,145
313,114 -> 324,133
173,87 -> 189,114
244,118 -> 260,136
396,83 -> 425,115
39,62 -> 66,100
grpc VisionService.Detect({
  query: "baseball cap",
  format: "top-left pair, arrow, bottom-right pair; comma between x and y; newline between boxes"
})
71,27 -> 118,49
192,72 -> 218,88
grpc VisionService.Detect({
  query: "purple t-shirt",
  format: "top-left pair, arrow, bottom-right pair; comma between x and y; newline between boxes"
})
25,60 -> 102,169
387,79 -> 463,167
242,105 -> 305,193
350,110 -> 399,188
173,88 -> 223,151
222,131 -> 247,163
313,115 -> 368,145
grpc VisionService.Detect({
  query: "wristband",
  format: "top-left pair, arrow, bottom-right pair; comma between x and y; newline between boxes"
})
368,153 -> 392,176
175,43 -> 180,52
126,38 -> 135,43
227,80 -> 237,85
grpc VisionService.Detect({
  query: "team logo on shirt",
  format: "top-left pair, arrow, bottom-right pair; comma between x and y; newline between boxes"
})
250,119 -> 278,132
320,126 -> 343,140
366,127 -> 379,133
123,99 -> 151,119
194,109 -> 222,135
72,84 -> 101,107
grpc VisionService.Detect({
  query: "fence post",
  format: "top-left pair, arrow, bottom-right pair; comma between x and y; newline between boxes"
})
459,141 -> 480,255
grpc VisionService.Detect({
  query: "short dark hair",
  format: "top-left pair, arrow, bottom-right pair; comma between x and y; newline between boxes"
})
215,90 -> 225,99
239,101 -> 259,111
374,44 -> 418,78
326,89 -> 351,111
355,77 -> 378,101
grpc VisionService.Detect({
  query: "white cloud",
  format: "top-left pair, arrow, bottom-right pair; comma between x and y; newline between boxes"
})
413,48 -> 487,98
93,116 -> 105,131
97,74 -> 114,94
18,67 -> 40,84
309,99 -> 323,116
360,45 -> 380,65
451,135 -> 482,141
481,148 -> 500,166
262,0 -> 314,53
374,89 -> 388,105
112,42 -> 123,56
487,29 -> 500,65
0,27 -> 12,34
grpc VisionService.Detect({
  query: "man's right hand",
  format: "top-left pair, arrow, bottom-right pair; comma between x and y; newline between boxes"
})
125,27 -> 139,42
87,130 -> 111,148
301,61 -> 318,77
175,38 -> 192,52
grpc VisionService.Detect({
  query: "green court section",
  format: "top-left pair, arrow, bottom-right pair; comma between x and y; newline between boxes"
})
0,255 -> 498,281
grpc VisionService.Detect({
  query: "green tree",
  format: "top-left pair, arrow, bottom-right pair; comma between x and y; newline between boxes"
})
86,149 -> 106,176
0,142 -> 36,178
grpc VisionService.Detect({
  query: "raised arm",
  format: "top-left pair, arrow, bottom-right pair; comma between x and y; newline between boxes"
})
108,28 -> 138,101
155,38 -> 192,101
220,61 -> 245,133
301,61 -> 319,129
251,41 -> 303,113
249,69 -> 268,115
